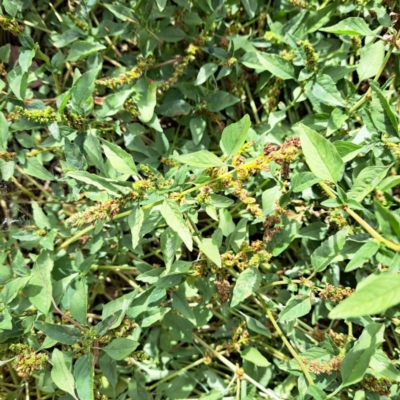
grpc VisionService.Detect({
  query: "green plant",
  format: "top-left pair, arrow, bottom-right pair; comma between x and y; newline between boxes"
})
1,0 -> 400,399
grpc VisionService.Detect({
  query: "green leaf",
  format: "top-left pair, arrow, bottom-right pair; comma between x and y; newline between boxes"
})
102,289 -> 139,330
34,321 -> 81,345
378,175 -> 400,191
329,273 -> 400,319
311,228 -> 348,272
279,295 -> 311,321
241,347 -> 270,367
299,123 -> 344,183
231,268 -> 261,308
66,171 -> 122,196
195,63 -> 218,85
74,354 -> 94,400
220,114 -> 251,158
7,66 -> 28,100
24,157 -> 55,181
334,141 -> 362,163
321,17 -> 375,36
2,276 -> 31,304
198,237 -> 221,267
298,222 -> 327,241
206,91 -> 240,112
241,312 -> 271,337
172,286 -> 196,324
345,241 -> 380,272
24,250 -> 53,314
19,48 -> 35,73
135,77 -> 156,123
32,201 -> 51,229
98,89 -> 134,117
161,199 -> 193,251
340,323 -> 384,387
162,26 -> 187,42
100,138 -> 137,176
266,220 -> 302,256
357,41 -> 385,81
348,165 -> 390,202
189,117 -> 206,145
370,83 -> 399,136
161,228 -> 181,270
128,204 -> 144,249
0,112 -> 9,151
306,385 -> 327,400
66,41 -> 106,62
175,150 -> 224,168
241,51 -> 295,80
310,75 -> 346,107
291,172 -> 321,192
51,349 -> 78,399
103,338 -> 139,360
70,279 -> 88,325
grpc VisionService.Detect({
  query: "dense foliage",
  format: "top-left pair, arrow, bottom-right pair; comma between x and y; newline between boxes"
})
1,0 -> 400,399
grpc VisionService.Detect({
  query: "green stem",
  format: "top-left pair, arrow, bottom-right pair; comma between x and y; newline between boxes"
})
244,82 -> 261,124
257,295 -> 314,386
193,333 -> 280,400
319,182 -> 400,252
348,30 -> 400,115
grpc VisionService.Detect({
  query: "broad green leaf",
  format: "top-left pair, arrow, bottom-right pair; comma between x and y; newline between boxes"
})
24,157 -> 55,181
34,321 -> 81,345
378,175 -> 400,191
340,323 -> 384,387
103,338 -> 139,360
241,312 -> 271,338
357,41 -> 385,81
334,141 -> 362,163
279,295 -> 311,321
195,63 -> 218,85
369,349 -> 400,381
345,241 -> 380,272
220,114 -> 251,158
231,268 -> 261,308
190,117 -> 206,145
24,250 -> 53,314
329,273 -> 400,319
291,172 -> 321,192
30,202 -> 51,231
370,83 -> 398,136
161,228 -> 181,270
175,150 -> 224,168
51,349 -> 78,399
218,209 -> 235,237
102,289 -> 139,330
128,205 -> 144,249
306,385 -> 327,399
311,228 -> 348,272
299,124 -> 344,183
321,17 -> 375,36
298,222 -> 327,241
161,199 -> 193,251
266,221 -> 302,256
19,48 -> 35,73
241,347 -> 270,367
305,3 -> 336,33
66,171 -> 122,196
198,237 -> 221,267
2,276 -> 31,304
70,279 -> 88,325
310,75 -> 345,107
206,91 -> 240,112
162,26 -> 187,42
7,66 -> 28,100
74,354 -> 94,400
241,51 -> 295,80
327,109 -> 348,136
98,89 -> 133,117
135,77 -> 156,123
100,138 -> 137,176
172,286 -> 196,324
348,165 -> 390,202
0,112 -> 9,151
66,41 -> 106,62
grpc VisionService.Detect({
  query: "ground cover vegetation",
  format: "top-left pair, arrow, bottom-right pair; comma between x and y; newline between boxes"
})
0,0 -> 400,398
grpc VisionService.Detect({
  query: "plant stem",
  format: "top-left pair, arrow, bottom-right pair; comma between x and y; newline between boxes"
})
257,295 -> 314,387
193,333 -> 281,400
319,182 -> 400,252
244,82 -> 261,124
